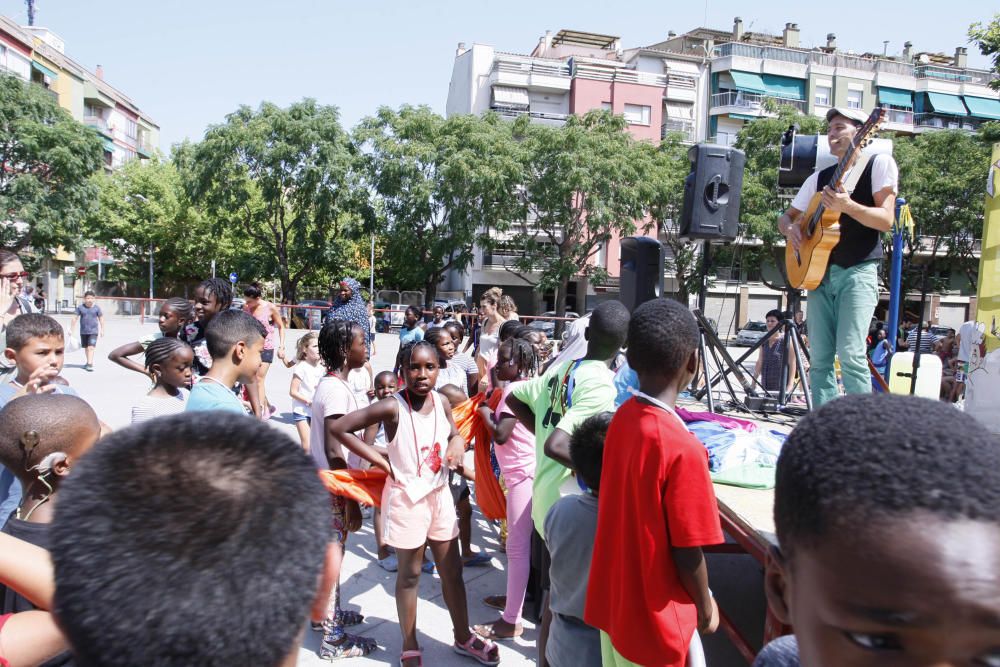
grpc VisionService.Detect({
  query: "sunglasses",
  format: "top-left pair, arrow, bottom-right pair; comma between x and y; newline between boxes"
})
1,271 -> 29,280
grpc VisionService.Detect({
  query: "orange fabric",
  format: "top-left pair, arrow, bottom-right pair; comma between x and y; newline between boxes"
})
319,468 -> 389,507
452,391 -> 507,521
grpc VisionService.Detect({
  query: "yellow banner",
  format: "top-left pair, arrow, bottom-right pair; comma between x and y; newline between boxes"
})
977,143 -> 1000,352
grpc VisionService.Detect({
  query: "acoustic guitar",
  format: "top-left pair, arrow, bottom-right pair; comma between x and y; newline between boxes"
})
785,107 -> 886,290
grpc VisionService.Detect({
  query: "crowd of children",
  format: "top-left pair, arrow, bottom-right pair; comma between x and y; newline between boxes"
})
0,270 -> 997,667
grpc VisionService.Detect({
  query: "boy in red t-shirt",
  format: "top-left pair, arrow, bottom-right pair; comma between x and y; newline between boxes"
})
585,298 -> 723,667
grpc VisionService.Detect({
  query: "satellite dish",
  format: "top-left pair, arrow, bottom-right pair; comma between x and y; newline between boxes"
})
918,53 -> 930,64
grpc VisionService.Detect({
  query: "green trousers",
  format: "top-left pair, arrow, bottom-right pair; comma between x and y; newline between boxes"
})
807,261 -> 879,407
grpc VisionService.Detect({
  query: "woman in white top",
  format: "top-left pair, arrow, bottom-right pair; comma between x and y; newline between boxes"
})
477,287 -> 519,382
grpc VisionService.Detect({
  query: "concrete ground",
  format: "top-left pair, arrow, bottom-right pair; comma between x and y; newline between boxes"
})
50,311 -> 770,666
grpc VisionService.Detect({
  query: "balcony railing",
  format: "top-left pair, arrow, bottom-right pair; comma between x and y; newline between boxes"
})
913,113 -> 981,132
707,134 -> 739,147
666,72 -> 698,89
711,90 -> 807,113
915,65 -> 994,86
493,58 -> 571,78
572,63 -> 667,87
489,105 -> 568,125
883,108 -> 914,125
661,119 -> 696,142
84,115 -> 109,132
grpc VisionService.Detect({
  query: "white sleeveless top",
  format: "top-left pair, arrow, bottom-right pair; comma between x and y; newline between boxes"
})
388,391 -> 451,491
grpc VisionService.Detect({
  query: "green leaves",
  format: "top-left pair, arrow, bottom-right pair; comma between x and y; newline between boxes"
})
0,73 -> 103,251
969,13 -> 1000,90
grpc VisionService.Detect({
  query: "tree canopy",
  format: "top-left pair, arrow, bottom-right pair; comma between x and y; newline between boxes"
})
0,74 -> 103,251
356,106 -> 523,306
185,99 -> 362,303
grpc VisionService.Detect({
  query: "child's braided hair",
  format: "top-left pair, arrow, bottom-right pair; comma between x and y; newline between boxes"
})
319,319 -> 360,372
198,278 -> 233,311
144,337 -> 190,375
162,297 -> 194,323
501,337 -> 538,378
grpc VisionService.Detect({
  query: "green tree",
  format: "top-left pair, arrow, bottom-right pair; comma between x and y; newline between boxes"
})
0,73 -> 103,250
640,134 -> 699,304
356,106 -> 523,306
969,13 -> 1000,90
84,157 -> 233,294
891,131 -> 990,292
734,107 -> 824,287
506,110 -> 650,321
185,99 -> 362,304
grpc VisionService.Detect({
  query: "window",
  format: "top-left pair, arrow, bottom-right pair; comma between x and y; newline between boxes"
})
124,118 -> 137,139
814,85 -> 831,107
623,103 -> 651,125
601,101 -> 612,112
846,88 -> 863,109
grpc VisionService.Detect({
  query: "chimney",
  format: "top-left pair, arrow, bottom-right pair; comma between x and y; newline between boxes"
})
783,23 -> 800,49
826,33 -> 837,51
953,46 -> 967,68
95,64 -> 103,80
902,41 -> 913,61
456,42 -> 467,56
733,17 -> 744,41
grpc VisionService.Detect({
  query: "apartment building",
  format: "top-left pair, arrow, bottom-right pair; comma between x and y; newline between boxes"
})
445,29 -> 707,312
0,13 -> 160,310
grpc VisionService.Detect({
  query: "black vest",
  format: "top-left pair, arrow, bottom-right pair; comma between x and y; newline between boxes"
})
816,159 -> 883,268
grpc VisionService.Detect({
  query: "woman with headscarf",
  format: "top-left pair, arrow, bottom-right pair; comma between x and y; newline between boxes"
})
325,278 -> 370,353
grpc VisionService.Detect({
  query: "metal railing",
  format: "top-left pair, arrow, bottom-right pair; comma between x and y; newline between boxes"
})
915,65 -> 994,86
883,108 -> 914,125
661,119 -> 696,142
666,72 -> 698,89
711,90 -> 807,113
489,105 -> 569,124
493,58 -> 571,78
84,115 -> 109,132
913,113 -> 981,132
572,63 -> 667,87
707,134 -> 739,146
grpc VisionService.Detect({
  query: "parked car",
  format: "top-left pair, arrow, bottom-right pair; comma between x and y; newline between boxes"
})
291,299 -> 331,330
230,297 -> 246,311
930,325 -> 953,338
387,304 -> 409,329
734,320 -> 769,346
528,311 -> 579,338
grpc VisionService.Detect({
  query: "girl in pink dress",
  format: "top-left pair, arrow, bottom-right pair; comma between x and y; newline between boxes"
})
331,340 -> 501,667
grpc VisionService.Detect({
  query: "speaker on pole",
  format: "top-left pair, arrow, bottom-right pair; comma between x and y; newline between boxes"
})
619,236 -> 664,313
680,144 -> 746,241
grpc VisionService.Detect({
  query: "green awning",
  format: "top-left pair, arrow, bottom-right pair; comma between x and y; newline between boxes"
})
761,74 -> 805,100
102,139 -> 115,153
136,145 -> 152,158
878,87 -> 913,108
31,60 -> 58,80
962,96 -> 1000,120
926,92 -> 968,116
729,71 -> 766,94
729,113 -> 758,121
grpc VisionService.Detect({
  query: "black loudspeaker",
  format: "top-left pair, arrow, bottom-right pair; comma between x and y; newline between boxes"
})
619,236 -> 664,312
680,144 -> 746,241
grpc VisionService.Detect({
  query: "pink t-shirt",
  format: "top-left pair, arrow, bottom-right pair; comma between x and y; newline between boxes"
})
388,391 -> 451,491
494,381 -> 536,485
244,302 -> 276,350
309,375 -> 362,470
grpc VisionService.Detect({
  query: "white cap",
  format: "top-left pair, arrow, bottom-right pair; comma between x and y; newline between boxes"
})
825,107 -> 869,126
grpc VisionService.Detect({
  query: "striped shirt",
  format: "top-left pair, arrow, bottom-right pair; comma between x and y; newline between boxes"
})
906,328 -> 939,354
131,388 -> 190,423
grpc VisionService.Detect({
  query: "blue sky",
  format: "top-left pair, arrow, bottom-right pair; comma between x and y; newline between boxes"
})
2,1 -> 992,151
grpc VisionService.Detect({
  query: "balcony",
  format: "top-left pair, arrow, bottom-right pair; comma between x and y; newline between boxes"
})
915,65 -> 994,87
83,115 -> 112,136
661,119 -> 696,143
0,61 -> 27,80
491,57 -> 571,93
572,62 -> 667,87
713,42 -> 916,77
710,90 -> 807,115
30,80 -> 58,101
707,134 -> 739,147
913,113 -> 982,133
489,105 -> 568,126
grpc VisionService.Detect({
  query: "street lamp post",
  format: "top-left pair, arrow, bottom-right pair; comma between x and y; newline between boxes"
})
149,243 -> 154,300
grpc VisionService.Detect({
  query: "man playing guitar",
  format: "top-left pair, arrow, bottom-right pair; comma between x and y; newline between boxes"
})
778,107 -> 898,406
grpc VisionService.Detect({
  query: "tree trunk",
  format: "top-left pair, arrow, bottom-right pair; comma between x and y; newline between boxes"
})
424,277 -> 439,311
554,275 -> 570,340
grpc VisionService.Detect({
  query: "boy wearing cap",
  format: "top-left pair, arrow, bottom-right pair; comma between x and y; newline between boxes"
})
777,107 -> 898,406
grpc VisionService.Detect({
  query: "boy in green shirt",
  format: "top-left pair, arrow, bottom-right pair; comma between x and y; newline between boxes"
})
506,299 -> 629,666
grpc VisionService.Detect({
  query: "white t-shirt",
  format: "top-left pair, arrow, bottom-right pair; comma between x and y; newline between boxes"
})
347,366 -> 373,408
434,361 -> 469,397
131,388 -> 190,423
790,153 -> 899,213
292,360 -> 325,416
957,320 -> 985,363
309,376 -> 363,470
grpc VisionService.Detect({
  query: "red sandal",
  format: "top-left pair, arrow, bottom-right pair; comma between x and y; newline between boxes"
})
453,632 -> 500,665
